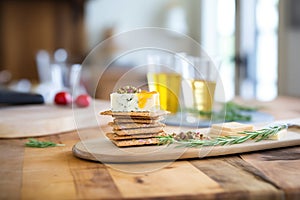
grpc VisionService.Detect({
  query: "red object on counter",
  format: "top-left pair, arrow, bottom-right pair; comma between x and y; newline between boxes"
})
54,91 -> 72,105
75,94 -> 91,107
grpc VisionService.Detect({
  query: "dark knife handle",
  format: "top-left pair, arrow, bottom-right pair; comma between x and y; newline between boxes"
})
0,89 -> 44,105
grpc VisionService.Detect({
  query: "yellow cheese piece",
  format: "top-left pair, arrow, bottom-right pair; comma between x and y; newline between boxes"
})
211,122 -> 254,132
268,129 -> 287,140
210,122 -> 287,140
209,128 -> 245,137
137,91 -> 157,109
209,122 -> 254,137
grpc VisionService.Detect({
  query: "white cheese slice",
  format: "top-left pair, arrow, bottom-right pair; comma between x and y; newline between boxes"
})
110,92 -> 160,112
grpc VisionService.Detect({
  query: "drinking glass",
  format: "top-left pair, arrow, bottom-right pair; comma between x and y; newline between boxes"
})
147,54 -> 182,114
181,55 -> 220,113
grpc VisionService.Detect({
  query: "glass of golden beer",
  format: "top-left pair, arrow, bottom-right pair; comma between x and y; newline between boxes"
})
147,54 -> 182,114
181,56 -> 220,113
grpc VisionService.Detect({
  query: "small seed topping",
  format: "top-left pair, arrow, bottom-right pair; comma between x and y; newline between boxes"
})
117,86 -> 141,94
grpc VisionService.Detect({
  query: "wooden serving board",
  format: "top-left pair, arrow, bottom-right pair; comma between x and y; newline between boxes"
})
0,100 -> 110,138
73,121 -> 300,163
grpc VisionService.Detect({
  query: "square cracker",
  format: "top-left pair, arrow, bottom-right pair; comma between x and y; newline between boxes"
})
113,116 -> 160,120
106,131 -> 166,140
100,110 -> 169,118
109,122 -> 165,130
114,127 -> 164,135
113,117 -> 163,124
111,138 -> 160,147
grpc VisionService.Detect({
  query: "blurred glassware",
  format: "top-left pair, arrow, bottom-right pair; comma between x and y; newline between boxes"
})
36,50 -> 51,84
180,54 -> 220,113
54,48 -> 69,87
34,49 -> 87,103
147,53 -> 182,114
8,79 -> 32,93
70,64 -> 87,97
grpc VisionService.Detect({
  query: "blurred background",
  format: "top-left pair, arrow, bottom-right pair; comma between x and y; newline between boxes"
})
0,0 -> 299,101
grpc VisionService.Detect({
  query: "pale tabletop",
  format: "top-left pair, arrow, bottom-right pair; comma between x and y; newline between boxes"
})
1,96 -> 300,200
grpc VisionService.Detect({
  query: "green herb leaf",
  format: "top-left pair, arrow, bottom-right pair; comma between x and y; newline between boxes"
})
25,138 -> 65,148
225,101 -> 258,112
185,101 -> 258,122
157,124 -> 287,148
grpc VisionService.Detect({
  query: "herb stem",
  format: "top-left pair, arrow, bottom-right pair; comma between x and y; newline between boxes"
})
158,124 -> 287,148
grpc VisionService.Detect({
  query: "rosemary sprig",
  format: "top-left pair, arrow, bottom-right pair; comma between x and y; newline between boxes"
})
158,124 -> 287,148
25,138 -> 65,148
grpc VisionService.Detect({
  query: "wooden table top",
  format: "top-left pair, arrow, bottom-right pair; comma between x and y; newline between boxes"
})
1,96 -> 300,200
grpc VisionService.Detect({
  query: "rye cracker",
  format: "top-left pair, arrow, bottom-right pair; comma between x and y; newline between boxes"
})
113,116 -> 160,120
110,138 -> 160,147
113,117 -> 163,124
106,132 -> 166,140
114,127 -> 164,135
100,110 -> 169,118
109,122 -> 165,130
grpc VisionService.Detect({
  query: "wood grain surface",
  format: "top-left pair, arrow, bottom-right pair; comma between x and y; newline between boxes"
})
241,147 -> 300,199
0,139 -> 24,200
0,100 -> 110,138
2,129 -> 300,199
1,96 -> 300,199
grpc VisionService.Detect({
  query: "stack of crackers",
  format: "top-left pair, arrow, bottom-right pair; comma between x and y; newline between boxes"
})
100,110 -> 169,147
